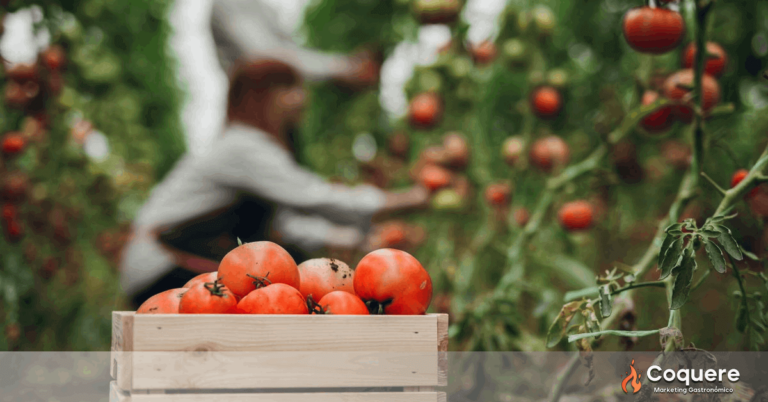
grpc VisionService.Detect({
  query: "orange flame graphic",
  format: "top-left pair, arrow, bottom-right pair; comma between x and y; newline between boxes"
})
621,359 -> 642,394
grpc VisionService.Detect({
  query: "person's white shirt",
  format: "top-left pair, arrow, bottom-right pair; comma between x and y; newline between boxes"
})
119,123 -> 385,297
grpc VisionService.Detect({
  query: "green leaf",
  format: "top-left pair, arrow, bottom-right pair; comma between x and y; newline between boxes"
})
664,222 -> 684,233
751,317 -> 766,333
658,234 -> 676,267
668,229 -> 684,236
659,238 -> 684,280
670,249 -> 695,310
704,240 -> 727,274
237,237 -> 243,246
743,249 -> 760,261
715,225 -> 743,261
546,301 -> 584,348
700,230 -> 722,238
598,285 -> 613,318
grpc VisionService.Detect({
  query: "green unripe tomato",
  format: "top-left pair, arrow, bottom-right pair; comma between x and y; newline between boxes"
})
532,5 -> 555,36
432,189 -> 464,210
503,38 -> 528,63
546,69 -> 568,88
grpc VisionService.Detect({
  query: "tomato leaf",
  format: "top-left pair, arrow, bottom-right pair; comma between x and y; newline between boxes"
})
668,229 -> 684,236
665,222 -> 684,233
743,249 -> 760,261
546,301 -> 584,348
598,285 -> 612,319
700,229 -> 721,238
715,225 -> 743,261
659,238 -> 684,280
704,239 -> 727,274
658,234 -> 676,267
670,249 -> 695,310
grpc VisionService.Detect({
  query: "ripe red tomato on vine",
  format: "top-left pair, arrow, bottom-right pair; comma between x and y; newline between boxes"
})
558,201 -> 594,231
485,183 -> 511,206
622,7 -> 685,54
529,136 -> 570,172
531,86 -> 562,119
663,69 -> 720,123
682,42 -> 727,78
419,164 -> 452,191
471,40 -> 497,65
639,90 -> 674,134
1,132 -> 26,155
409,92 -> 442,129
731,169 -> 760,199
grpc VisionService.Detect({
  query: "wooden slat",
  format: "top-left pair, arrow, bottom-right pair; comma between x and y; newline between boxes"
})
112,312 -> 135,391
436,314 -> 448,387
128,313 -> 439,352
131,351 -> 438,389
110,381 -> 130,402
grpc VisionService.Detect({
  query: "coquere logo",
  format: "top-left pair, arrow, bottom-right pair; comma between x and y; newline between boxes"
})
621,358 -> 740,395
622,359 -> 642,394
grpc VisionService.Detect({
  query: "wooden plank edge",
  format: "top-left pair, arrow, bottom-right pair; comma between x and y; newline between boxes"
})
112,311 -> 135,390
437,313 -> 449,387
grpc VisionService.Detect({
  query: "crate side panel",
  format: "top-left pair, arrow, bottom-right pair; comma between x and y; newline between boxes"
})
131,351 -> 439,389
132,315 -> 438,352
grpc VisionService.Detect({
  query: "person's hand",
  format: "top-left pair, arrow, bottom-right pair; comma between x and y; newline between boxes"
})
335,51 -> 380,90
378,184 -> 431,216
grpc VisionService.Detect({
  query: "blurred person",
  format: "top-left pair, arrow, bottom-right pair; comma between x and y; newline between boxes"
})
120,59 -> 428,308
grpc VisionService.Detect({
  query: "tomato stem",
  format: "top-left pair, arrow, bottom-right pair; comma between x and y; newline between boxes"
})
306,294 -> 326,314
247,272 -> 272,289
363,299 -> 393,315
204,278 -> 227,297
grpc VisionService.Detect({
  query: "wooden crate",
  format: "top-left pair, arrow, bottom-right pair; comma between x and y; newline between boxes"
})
111,312 -> 448,401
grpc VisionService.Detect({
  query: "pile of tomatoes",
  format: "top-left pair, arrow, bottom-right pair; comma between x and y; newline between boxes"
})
136,242 -> 434,316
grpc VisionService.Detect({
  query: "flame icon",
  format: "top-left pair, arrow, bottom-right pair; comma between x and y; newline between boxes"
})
622,359 -> 642,394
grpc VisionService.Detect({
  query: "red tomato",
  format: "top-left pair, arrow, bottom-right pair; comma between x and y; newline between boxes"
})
353,249 -> 433,315
502,136 -> 525,166
409,92 -> 442,129
2,173 -> 29,202
380,222 -> 407,248
419,164 -> 452,191
472,40 -> 497,65
4,219 -> 24,242
297,258 -> 355,301
622,7 -> 685,55
2,132 -> 26,155
485,183 -> 511,206
731,169 -> 759,199
558,201 -> 594,231
388,131 -> 410,158
529,136 -> 570,172
313,291 -> 369,315
531,86 -> 562,119
183,272 -> 218,289
179,279 -> 238,314
443,132 -> 469,168
640,90 -> 674,134
217,241 -> 300,299
514,207 -> 530,227
663,69 -> 720,123
136,288 -> 187,314
4,82 -> 28,108
5,63 -> 38,82
41,46 -> 66,71
237,283 -> 308,314
682,42 -> 727,78
2,203 -> 17,221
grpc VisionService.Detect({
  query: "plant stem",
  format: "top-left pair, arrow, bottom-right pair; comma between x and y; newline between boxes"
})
612,281 -> 666,295
548,355 -> 581,402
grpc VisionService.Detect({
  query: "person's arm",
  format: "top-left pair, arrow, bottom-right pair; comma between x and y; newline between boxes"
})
271,207 -> 367,252
196,129 -> 428,226
209,0 -> 353,81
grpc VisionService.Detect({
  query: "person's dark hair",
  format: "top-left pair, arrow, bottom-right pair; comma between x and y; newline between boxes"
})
226,59 -> 301,121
